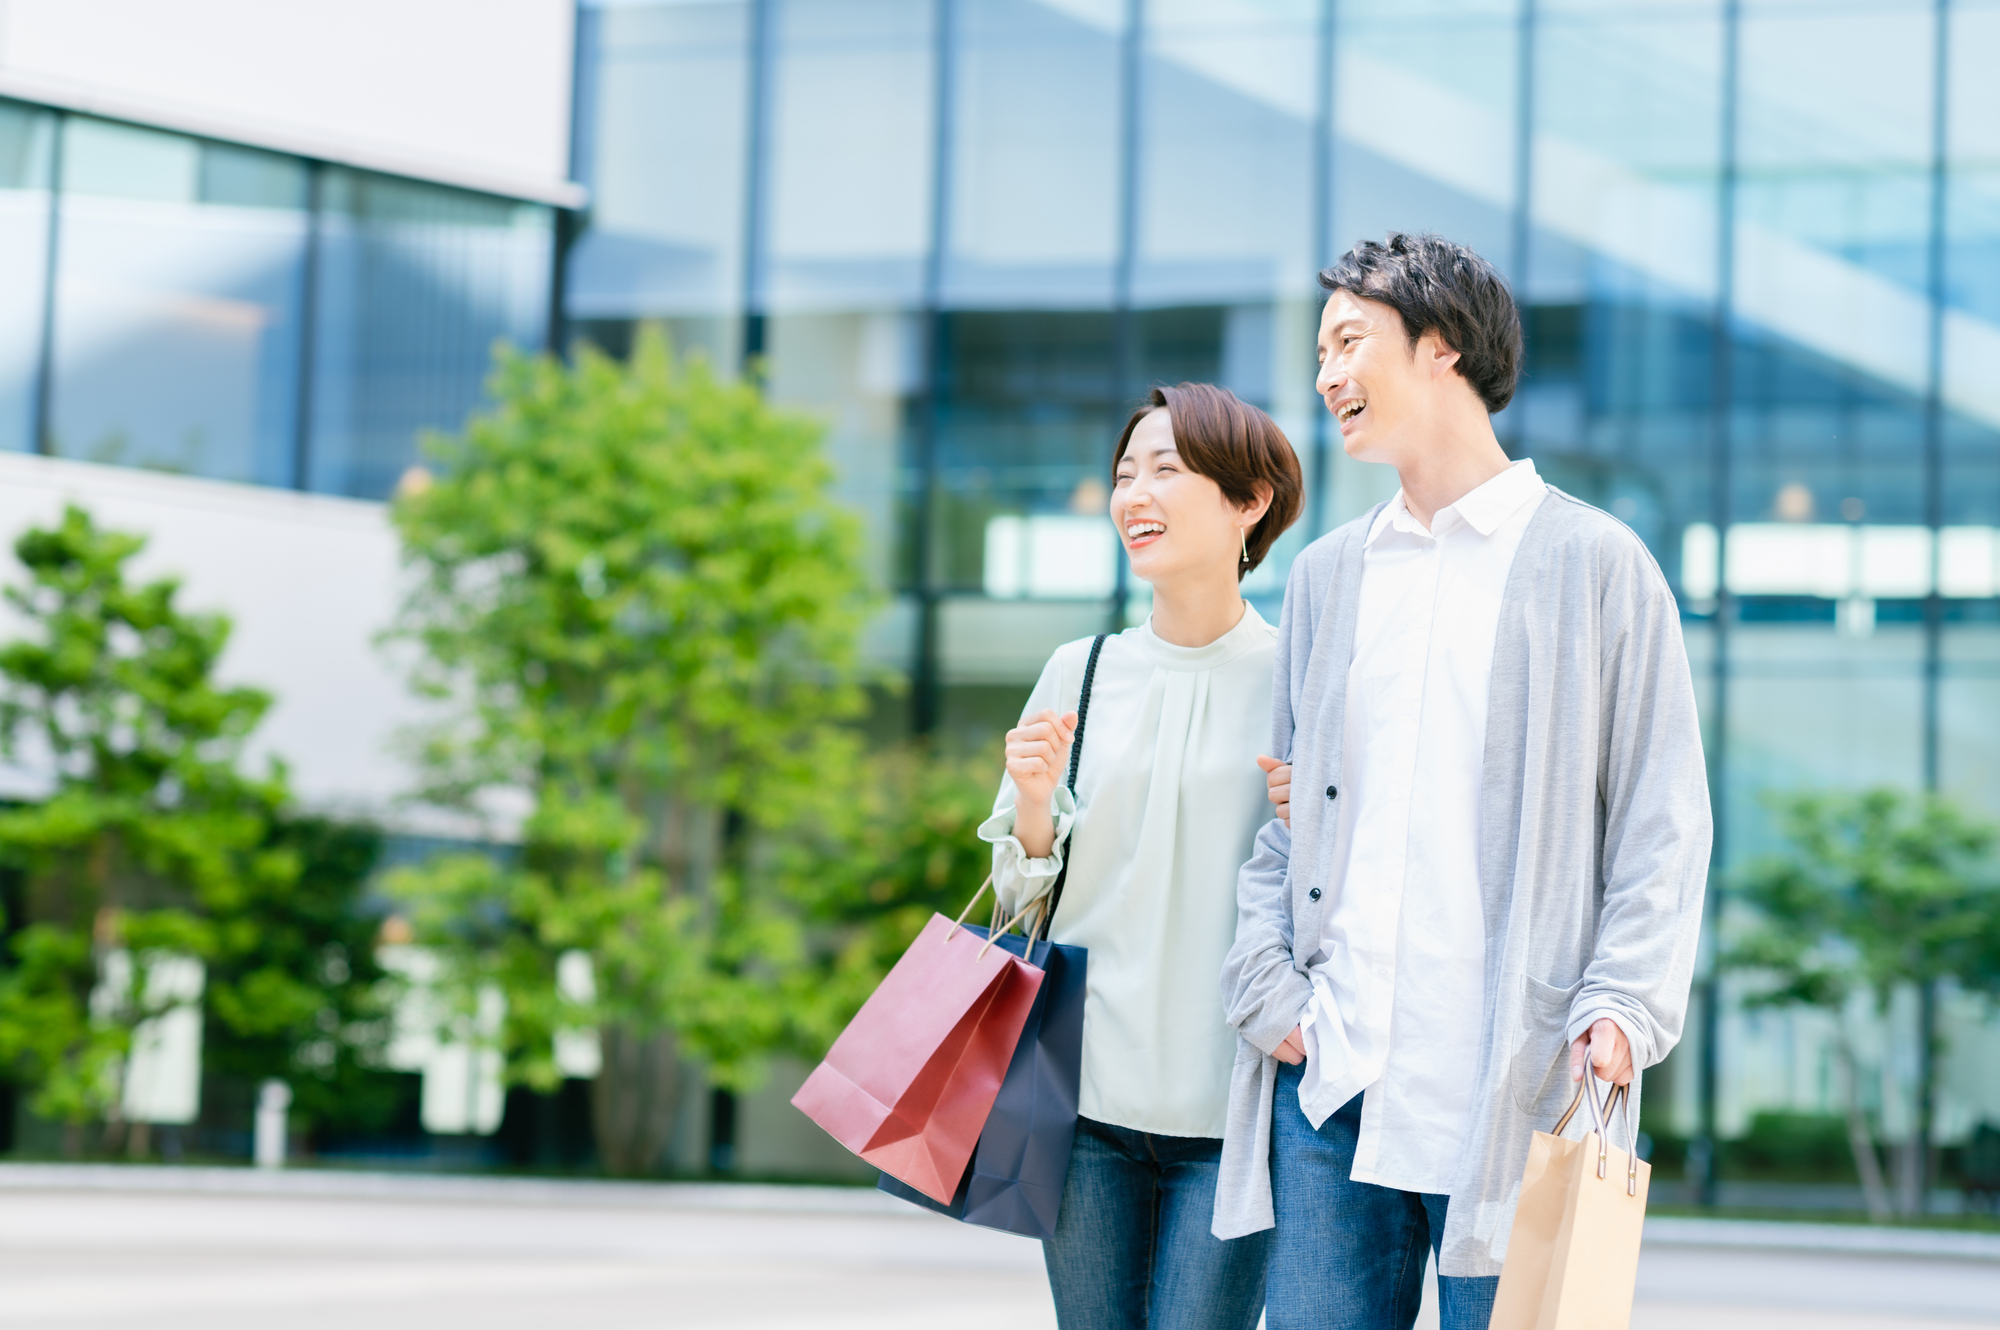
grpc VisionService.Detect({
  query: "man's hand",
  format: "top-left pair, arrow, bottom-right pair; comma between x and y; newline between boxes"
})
1257,756 -> 1292,827
1569,1017 -> 1633,1087
1273,1024 -> 1306,1065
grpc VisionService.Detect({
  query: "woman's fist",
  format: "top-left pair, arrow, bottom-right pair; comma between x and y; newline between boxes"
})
1006,708 -> 1079,810
1257,756 -> 1292,827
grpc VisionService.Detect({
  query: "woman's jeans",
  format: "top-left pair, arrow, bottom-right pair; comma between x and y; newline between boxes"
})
1267,1060 -> 1499,1330
1043,1116 -> 1270,1330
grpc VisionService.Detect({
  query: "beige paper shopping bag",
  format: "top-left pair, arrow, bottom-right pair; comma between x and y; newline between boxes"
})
1490,1078 -> 1651,1330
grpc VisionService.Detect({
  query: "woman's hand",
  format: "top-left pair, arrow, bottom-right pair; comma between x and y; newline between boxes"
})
1006,708 -> 1078,858
1257,756 -> 1292,827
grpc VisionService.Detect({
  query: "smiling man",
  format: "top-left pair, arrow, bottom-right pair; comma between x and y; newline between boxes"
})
1213,234 -> 1712,1330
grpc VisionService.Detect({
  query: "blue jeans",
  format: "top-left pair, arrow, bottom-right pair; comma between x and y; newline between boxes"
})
1043,1116 -> 1270,1330
1268,1061 -> 1499,1330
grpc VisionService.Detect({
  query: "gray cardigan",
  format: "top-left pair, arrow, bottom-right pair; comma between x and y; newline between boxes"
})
1214,489 -> 1711,1276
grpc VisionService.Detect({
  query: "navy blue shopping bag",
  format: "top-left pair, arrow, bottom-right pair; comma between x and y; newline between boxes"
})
877,920 -> 1086,1239
880,632 -> 1103,1239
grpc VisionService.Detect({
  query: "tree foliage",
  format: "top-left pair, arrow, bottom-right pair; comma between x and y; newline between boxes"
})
1729,787 -> 2000,1216
787,744 -> 1000,1058
0,506 -> 381,1141
384,332 -> 876,1174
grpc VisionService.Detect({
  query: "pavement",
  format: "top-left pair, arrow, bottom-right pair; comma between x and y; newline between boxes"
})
0,1165 -> 1994,1329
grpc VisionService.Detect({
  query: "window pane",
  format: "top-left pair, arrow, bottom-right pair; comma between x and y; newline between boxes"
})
568,0 -> 751,361
945,0 -> 1123,308
763,0 -> 934,311
50,120 -> 307,485
1942,3 -> 2000,532
1133,0 -> 1317,310
308,170 -> 553,500
1526,6 -> 1722,585
0,101 -> 53,454
1725,625 -> 1925,871
1333,0 -> 1520,268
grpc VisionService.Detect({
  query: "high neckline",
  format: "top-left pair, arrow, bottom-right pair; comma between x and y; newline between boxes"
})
1132,600 -> 1272,670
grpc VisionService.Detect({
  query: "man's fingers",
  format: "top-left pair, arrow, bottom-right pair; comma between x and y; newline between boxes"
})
1256,754 -> 1283,773
1569,1034 -> 1588,1082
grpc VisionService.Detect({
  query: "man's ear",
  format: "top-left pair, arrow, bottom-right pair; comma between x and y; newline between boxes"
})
1421,332 -> 1462,379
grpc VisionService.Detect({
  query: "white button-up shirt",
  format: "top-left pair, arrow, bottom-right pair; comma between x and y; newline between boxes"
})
1297,459 -> 1549,1194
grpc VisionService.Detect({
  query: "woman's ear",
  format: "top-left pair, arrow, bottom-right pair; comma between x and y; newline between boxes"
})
1239,482 -> 1275,528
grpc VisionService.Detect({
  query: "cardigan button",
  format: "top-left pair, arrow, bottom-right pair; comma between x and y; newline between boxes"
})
1308,887 -> 1322,901
1325,785 -> 1338,799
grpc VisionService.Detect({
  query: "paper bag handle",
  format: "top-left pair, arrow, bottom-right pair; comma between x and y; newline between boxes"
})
1552,1076 -> 1641,1197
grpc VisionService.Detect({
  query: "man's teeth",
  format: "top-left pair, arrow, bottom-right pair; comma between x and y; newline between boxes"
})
1126,522 -> 1165,538
1338,399 -> 1366,422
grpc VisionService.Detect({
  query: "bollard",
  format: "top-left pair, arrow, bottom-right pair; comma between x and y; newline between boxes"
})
254,1079 -> 292,1169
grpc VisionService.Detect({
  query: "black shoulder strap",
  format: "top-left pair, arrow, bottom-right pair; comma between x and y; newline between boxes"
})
1044,633 -> 1107,929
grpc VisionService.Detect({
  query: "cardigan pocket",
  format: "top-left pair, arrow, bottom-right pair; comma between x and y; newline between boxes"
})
1509,973 -> 1584,1115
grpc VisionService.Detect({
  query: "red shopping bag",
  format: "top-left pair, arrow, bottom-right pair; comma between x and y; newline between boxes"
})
793,909 -> 1045,1203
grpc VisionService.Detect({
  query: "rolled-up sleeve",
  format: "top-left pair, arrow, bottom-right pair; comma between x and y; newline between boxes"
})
1569,565 -> 1713,1073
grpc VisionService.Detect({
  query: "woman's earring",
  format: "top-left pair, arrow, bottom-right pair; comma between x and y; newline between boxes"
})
1240,526 -> 1250,565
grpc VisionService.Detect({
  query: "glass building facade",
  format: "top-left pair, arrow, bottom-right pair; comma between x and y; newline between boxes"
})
568,0 -> 2000,1153
0,101 -> 556,499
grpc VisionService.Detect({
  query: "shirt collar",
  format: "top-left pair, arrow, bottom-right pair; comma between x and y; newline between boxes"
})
1367,458 -> 1545,546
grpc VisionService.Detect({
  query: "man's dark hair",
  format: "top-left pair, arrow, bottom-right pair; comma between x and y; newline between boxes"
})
1319,232 -> 1522,414
1111,383 -> 1303,580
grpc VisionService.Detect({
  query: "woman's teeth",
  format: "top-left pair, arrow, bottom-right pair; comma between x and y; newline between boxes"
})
1126,521 -> 1165,539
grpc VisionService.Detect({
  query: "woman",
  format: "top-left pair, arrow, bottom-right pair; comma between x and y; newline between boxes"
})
981,382 -> 1303,1330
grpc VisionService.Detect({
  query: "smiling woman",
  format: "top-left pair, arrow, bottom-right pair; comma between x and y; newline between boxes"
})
979,381 -> 1300,1328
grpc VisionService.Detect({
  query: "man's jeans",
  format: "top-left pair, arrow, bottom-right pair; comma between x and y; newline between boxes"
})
1268,1061 -> 1499,1330
1043,1116 -> 1270,1330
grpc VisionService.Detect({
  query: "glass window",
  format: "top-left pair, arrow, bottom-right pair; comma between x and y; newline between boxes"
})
1333,0 -> 1521,270
307,170 -> 553,500
762,0 -> 934,311
1132,0 -> 1317,310
1726,626 -> 1926,870
1728,0 -> 1933,530
944,0 -> 1124,308
0,102 -> 53,455
1941,3 -> 2000,820
1525,3 -> 1722,585
567,0 -> 752,363
49,119 -> 308,485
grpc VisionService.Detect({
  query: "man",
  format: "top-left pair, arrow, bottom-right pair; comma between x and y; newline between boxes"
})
1213,233 -> 1710,1330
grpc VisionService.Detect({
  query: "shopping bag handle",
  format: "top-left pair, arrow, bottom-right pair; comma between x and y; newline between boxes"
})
1552,1075 -> 1641,1197
950,874 -> 997,938
947,873 -> 1044,960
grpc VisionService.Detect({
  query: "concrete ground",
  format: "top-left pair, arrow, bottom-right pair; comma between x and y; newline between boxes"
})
0,1166 -> 1994,1329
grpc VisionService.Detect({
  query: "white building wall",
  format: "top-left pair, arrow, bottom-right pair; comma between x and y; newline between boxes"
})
0,0 -> 578,203
0,452 -> 438,827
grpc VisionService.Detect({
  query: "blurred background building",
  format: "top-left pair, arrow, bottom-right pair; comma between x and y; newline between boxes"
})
3,0 -> 1999,1180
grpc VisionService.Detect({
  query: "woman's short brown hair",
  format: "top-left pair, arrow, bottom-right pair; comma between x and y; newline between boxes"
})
1111,383 -> 1303,579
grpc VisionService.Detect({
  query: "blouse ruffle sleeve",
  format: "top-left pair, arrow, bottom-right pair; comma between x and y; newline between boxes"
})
979,784 -> 1077,913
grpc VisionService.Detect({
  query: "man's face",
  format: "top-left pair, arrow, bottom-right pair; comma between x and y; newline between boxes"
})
1315,289 -> 1456,467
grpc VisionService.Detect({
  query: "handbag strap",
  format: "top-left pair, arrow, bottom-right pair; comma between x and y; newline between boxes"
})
1038,633 -> 1107,937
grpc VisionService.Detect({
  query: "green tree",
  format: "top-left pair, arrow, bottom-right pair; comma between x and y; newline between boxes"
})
385,331 -> 875,1175
0,506 -> 313,1150
1729,788 -> 2000,1218
788,744 -> 1000,1059
201,815 -> 399,1140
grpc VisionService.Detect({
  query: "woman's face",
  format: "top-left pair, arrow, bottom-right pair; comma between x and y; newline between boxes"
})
1109,409 -> 1255,589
